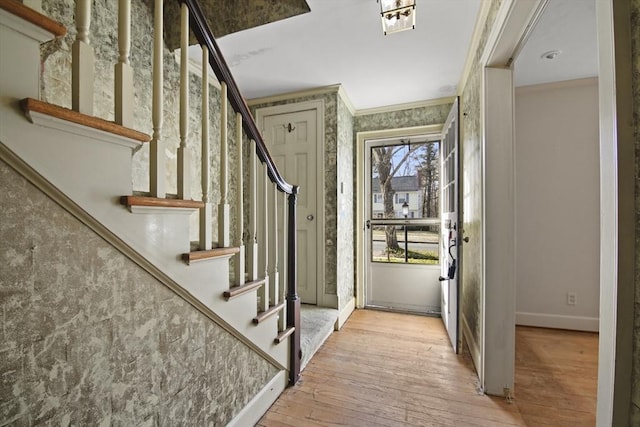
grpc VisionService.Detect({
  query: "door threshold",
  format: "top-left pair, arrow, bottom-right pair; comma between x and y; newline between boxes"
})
364,304 -> 441,318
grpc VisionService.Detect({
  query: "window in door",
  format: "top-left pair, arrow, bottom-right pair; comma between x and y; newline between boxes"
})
370,140 -> 440,265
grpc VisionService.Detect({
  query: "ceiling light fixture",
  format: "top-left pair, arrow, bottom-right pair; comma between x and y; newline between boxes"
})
379,0 -> 416,35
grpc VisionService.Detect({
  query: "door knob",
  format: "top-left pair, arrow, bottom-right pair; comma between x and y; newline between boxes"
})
306,214 -> 314,221
463,236 -> 469,243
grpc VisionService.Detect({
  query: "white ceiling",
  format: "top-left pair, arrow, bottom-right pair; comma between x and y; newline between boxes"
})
215,0 -> 481,110
211,0 -> 597,110
514,0 -> 597,87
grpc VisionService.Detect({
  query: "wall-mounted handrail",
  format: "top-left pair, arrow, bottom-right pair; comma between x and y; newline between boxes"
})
180,0 -> 295,196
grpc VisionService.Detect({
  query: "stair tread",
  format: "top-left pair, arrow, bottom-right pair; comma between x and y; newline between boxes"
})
253,302 -> 286,325
182,246 -> 239,264
274,326 -> 295,344
21,98 -> 150,143
120,195 -> 204,209
223,279 -> 265,300
0,0 -> 66,37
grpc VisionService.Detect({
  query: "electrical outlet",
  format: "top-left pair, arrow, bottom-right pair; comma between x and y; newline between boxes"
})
567,292 -> 577,306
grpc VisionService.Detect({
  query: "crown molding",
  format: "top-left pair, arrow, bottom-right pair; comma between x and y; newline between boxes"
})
354,97 -> 454,117
247,84 -> 343,107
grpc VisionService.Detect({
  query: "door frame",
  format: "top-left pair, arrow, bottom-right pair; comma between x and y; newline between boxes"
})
255,100 -> 329,307
478,0 -> 634,423
356,124 -> 442,309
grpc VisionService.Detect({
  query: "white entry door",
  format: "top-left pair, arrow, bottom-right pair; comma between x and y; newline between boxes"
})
440,98 -> 461,353
261,108 -> 318,304
364,137 -> 442,314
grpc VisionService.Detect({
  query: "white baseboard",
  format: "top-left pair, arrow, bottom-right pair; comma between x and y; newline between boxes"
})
336,297 -> 355,330
227,370 -> 287,427
516,312 -> 599,332
461,314 -> 482,377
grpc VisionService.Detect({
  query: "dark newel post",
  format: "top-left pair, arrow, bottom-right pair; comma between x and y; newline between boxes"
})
286,187 -> 301,385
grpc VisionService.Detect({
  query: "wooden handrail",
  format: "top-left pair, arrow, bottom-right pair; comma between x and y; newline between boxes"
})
180,0 -> 294,195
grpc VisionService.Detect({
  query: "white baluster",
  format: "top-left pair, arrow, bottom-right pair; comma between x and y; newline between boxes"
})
149,0 -> 165,198
279,190 -> 287,332
259,162 -> 270,312
72,0 -> 94,114
199,45 -> 213,250
177,3 -> 191,199
218,82 -> 230,247
115,0 -> 133,127
248,141 -> 259,281
270,182 -> 279,310
234,112 -> 245,286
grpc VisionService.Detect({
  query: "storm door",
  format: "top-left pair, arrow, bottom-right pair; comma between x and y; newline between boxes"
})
364,137 -> 441,314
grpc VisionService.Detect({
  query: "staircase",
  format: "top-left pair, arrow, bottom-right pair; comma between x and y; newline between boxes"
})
0,0 -> 301,395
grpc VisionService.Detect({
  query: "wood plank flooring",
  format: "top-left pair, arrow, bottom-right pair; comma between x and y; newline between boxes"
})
258,309 -> 598,427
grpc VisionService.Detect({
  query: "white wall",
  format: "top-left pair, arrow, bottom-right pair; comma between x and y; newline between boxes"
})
515,78 -> 600,331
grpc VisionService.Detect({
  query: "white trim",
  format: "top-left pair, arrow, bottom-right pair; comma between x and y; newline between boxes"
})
595,0 -> 634,425
248,85 -> 341,107
254,100 -> 328,307
128,205 -> 199,215
0,8 -> 58,43
462,313 -> 482,387
0,142 -> 285,371
336,85 -> 356,116
226,370 -> 287,427
25,110 -> 143,150
457,0 -> 492,96
247,84 -> 451,117
336,297 -> 355,330
354,97 -> 454,117
516,312 -> 599,332
355,125 -> 443,310
515,77 -> 598,93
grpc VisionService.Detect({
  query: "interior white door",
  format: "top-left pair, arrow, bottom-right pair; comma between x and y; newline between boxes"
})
440,98 -> 461,353
364,137 -> 442,314
262,109 -> 318,304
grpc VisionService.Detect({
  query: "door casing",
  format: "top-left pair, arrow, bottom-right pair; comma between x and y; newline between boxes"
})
356,124 -> 443,309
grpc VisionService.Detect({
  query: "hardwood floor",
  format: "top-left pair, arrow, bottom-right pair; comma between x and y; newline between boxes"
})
257,309 -> 598,427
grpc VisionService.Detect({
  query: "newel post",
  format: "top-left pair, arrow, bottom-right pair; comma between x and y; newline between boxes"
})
287,186 -> 301,385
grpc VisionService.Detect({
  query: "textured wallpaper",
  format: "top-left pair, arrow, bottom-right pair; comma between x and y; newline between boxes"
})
0,160 -> 278,425
337,94 -> 355,309
458,0 -> 504,360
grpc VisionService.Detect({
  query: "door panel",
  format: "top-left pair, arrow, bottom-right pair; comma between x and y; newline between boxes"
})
263,109 -> 318,304
440,98 -> 461,353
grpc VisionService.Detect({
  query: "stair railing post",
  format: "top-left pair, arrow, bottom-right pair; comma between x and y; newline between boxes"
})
248,141 -> 259,281
72,0 -> 94,115
287,187 -> 301,385
177,3 -> 191,199
149,0 -> 165,198
271,183 -> 279,308
199,45 -> 213,250
234,112 -> 245,286
114,0 -> 133,127
218,82 -> 230,247
279,191 -> 287,332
